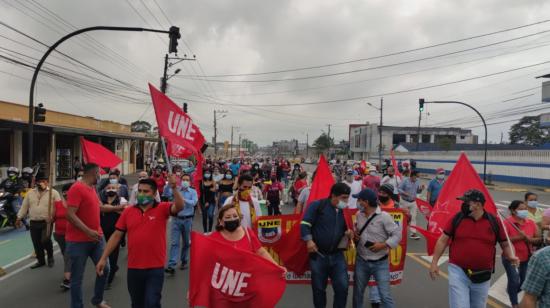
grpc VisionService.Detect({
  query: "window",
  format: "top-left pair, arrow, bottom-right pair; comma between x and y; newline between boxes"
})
393,134 -> 406,145
460,135 -> 466,140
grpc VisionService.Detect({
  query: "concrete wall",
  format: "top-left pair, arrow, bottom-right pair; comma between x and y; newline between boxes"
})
393,150 -> 550,186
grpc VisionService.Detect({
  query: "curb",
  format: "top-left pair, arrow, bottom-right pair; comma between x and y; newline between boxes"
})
488,187 -> 528,193
0,267 -> 5,277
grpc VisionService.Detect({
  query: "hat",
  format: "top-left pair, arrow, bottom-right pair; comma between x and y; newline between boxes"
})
457,189 -> 486,204
369,166 -> 377,172
352,188 -> 378,206
379,183 -> 394,196
35,172 -> 48,181
346,169 -> 354,175
436,168 -> 445,174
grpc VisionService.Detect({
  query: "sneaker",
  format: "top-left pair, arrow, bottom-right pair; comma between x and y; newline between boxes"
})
410,234 -> 420,240
179,264 -> 188,270
60,279 -> 70,290
95,301 -> 111,308
30,262 -> 45,269
371,303 -> 381,308
164,267 -> 175,275
47,258 -> 55,268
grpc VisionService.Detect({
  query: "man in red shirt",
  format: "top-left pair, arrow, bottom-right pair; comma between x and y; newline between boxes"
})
362,166 -> 380,193
66,163 -> 110,308
96,175 -> 183,308
429,189 -> 519,308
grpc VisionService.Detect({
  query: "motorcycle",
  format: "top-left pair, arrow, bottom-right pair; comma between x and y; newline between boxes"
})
0,191 -> 18,229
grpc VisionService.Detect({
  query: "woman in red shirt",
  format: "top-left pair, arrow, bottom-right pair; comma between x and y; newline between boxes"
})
291,172 -> 308,207
210,204 -> 284,271
502,200 -> 541,308
53,183 -> 72,290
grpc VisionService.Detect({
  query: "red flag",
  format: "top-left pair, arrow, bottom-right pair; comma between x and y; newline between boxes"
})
416,152 -> 497,255
304,155 -> 335,214
411,226 -> 440,256
343,208 -> 359,229
80,137 -> 122,169
148,84 -> 205,155
189,232 -> 286,308
416,198 -> 432,220
360,160 -> 367,170
390,150 -> 403,179
269,214 -> 310,275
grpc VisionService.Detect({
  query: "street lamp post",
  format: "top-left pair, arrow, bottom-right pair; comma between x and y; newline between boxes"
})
367,97 -> 383,169
27,26 -> 175,166
419,99 -> 489,183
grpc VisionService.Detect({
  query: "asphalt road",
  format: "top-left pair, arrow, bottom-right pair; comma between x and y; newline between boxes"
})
0,170 -> 548,308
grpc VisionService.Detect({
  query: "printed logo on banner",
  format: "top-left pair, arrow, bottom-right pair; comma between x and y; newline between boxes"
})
257,219 -> 282,243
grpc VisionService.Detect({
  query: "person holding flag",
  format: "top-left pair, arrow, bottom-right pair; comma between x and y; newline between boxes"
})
96,176 -> 183,308
300,182 -> 353,308
429,189 -> 519,308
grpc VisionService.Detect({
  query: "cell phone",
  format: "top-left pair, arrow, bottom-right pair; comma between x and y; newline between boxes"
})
364,241 -> 375,248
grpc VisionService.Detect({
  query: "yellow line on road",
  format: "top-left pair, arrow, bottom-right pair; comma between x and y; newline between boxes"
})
406,253 -> 503,308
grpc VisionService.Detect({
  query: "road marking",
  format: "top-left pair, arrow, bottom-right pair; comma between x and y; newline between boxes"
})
420,255 -> 448,266
2,243 -> 59,270
0,248 -> 61,282
407,253 -> 503,308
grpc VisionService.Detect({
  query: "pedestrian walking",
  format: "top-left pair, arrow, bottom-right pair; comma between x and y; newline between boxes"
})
381,167 -> 401,205
264,174 -> 284,215
429,189 -> 519,308
378,184 -> 396,209
301,183 -> 353,308
66,163 -> 110,308
218,170 -> 235,207
398,170 -> 424,240
200,170 -> 217,233
129,171 -> 160,205
524,192 -> 544,228
352,189 -> 402,308
16,172 -> 61,268
223,174 -> 261,229
164,173 -> 198,274
519,246 -> 550,307
426,168 -> 445,207
54,183 -> 73,290
96,176 -> 183,308
362,166 -> 381,193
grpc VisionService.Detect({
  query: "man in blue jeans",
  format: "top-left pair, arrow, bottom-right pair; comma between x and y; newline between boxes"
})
66,163 -> 110,308
96,176 -> 184,308
301,183 -> 353,308
163,173 -> 198,274
352,189 -> 402,308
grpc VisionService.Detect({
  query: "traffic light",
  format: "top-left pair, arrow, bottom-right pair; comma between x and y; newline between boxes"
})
419,98 -> 425,112
168,26 -> 180,54
34,103 -> 46,122
183,102 -> 188,113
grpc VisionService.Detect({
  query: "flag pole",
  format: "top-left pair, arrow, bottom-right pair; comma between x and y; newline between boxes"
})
495,210 -> 518,268
161,137 -> 172,173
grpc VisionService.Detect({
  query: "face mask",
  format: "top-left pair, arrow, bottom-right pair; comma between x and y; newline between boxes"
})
106,190 -> 117,197
369,171 -> 377,176
461,202 -> 472,216
137,194 -> 154,206
176,172 -> 182,176
527,201 -> 538,208
8,174 -> 17,180
77,176 -> 83,181
109,179 -> 118,185
225,174 -> 233,180
204,173 -> 211,179
337,200 -> 347,209
239,189 -> 251,200
516,210 -> 529,219
357,202 -> 366,212
379,195 -> 390,203
224,219 -> 240,232
182,181 -> 190,189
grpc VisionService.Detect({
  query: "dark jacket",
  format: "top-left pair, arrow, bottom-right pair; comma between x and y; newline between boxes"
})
300,198 -> 346,254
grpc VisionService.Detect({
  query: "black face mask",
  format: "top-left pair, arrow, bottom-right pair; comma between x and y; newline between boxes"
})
224,219 -> 240,232
379,195 -> 390,203
106,191 -> 117,197
461,202 -> 471,216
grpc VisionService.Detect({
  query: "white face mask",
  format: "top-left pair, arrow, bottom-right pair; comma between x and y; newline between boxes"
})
527,201 -> 538,208
337,200 -> 347,209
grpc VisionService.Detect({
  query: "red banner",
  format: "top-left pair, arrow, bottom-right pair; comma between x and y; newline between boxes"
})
189,232 -> 286,308
149,83 -> 205,156
254,209 -> 408,285
390,150 -> 403,179
416,198 -> 432,220
304,155 -> 334,214
80,137 -> 122,169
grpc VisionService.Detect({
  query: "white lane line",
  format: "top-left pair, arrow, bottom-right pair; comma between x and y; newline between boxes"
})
488,273 -> 524,308
0,248 -> 60,282
421,255 -> 448,267
2,243 -> 59,270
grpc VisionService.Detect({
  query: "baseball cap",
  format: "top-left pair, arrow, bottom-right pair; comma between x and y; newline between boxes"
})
436,168 -> 445,174
352,188 -> 378,206
457,189 -> 486,204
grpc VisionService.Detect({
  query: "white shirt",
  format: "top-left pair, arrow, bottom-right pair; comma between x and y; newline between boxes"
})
381,175 -> 402,195
223,196 -> 262,229
129,183 -> 161,205
347,180 -> 362,209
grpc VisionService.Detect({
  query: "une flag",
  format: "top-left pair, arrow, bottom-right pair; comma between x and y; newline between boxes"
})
390,150 -> 403,179
80,137 -> 122,169
148,83 -> 205,155
304,154 -> 335,213
416,198 -> 432,220
189,232 -> 286,308
415,152 -> 497,255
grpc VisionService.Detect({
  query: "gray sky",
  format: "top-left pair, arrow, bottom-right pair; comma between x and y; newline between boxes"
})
1,0 -> 550,146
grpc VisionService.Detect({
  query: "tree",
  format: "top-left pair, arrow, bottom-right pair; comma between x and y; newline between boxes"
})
313,133 -> 334,153
509,116 -> 550,146
131,120 -> 152,133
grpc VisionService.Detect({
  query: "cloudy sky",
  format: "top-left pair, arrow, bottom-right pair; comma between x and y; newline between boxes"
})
1,0 -> 550,146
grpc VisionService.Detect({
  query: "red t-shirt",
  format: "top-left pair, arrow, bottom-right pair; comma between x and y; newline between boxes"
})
152,175 -> 166,195
443,213 -> 506,270
293,179 -> 307,195
503,216 -> 537,262
66,181 -> 103,242
115,202 -> 172,269
362,175 -> 380,192
54,201 -> 68,235
209,228 -> 261,253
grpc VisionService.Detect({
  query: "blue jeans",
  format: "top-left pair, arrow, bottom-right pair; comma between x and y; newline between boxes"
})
448,263 -> 490,308
66,239 -> 110,308
127,268 -> 164,308
167,217 -> 192,268
502,258 -> 528,305
201,202 -> 215,233
353,256 -> 394,308
309,252 -> 349,308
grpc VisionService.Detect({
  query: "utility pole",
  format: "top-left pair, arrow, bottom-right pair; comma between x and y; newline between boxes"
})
327,124 -> 332,157
213,110 -> 227,158
416,103 -> 422,151
230,126 -> 240,158
378,97 -> 383,168
306,133 -> 309,158
238,133 -> 244,157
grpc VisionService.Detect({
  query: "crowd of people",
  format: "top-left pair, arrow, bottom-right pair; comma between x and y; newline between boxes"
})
2,155 -> 550,308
